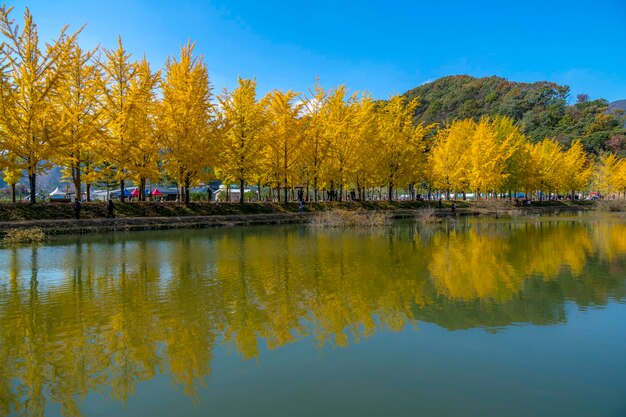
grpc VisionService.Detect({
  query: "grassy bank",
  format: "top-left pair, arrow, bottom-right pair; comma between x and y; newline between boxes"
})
0,199 -> 592,222
0,200 -> 596,238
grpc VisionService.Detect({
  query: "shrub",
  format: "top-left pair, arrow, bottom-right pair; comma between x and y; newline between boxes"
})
309,209 -> 390,228
416,207 -> 439,224
3,227 -> 46,244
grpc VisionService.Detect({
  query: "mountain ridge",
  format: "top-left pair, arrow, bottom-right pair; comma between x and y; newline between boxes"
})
402,75 -> 625,155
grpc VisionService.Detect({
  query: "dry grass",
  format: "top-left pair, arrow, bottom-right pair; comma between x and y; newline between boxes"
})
594,199 -> 626,212
3,227 -> 46,244
416,207 -> 440,224
309,209 -> 390,228
505,209 -> 524,218
472,199 -> 517,211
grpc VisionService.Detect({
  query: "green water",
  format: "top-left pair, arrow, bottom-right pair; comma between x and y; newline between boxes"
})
1,214 -> 625,417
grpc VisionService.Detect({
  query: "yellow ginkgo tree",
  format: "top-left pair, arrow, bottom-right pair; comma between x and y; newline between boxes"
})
0,6 -> 82,203
128,57 -> 160,201
527,139 -> 565,199
594,153 -> 625,196
467,118 -> 518,198
300,80 -> 332,201
159,42 -> 214,204
98,37 -> 139,203
55,43 -> 102,201
323,86 -> 359,201
429,119 -> 475,198
262,90 -> 304,202
1,160 -> 22,203
375,95 -> 428,201
560,140 -> 593,197
217,77 -> 266,204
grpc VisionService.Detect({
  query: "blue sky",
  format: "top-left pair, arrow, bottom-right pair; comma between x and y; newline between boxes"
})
16,0 -> 626,102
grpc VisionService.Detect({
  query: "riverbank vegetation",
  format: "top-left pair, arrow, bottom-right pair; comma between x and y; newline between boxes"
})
2,227 -> 46,244
309,210 -> 390,228
0,6 -> 624,207
0,199 -> 592,222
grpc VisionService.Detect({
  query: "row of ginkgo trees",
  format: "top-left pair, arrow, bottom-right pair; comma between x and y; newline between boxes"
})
0,6 -> 624,205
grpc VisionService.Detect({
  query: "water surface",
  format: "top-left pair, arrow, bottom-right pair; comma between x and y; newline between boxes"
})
1,214 -> 625,417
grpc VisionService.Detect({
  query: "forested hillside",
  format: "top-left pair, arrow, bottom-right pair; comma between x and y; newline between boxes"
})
403,75 -> 625,155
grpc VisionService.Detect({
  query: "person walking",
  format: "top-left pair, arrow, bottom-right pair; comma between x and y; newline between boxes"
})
73,199 -> 81,219
451,202 -> 457,213
106,198 -> 115,218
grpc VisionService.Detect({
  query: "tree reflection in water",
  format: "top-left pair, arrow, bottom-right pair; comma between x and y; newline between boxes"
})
0,216 -> 625,416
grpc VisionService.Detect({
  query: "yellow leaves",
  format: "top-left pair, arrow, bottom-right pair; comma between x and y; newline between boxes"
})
0,5 -> 82,201
595,152 -> 626,195
560,140 -> 593,193
1,166 -> 21,186
216,77 -> 266,200
98,37 -> 140,183
430,116 -> 528,195
468,119 -> 499,192
429,118 -> 474,192
261,89 -> 304,198
374,95 -> 428,196
53,43 -> 104,193
322,85 -> 361,191
527,138 -> 565,193
299,80 -> 332,196
159,42 -> 212,196
429,115 -> 599,197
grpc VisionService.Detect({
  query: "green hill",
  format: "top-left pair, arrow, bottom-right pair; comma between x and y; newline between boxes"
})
403,75 -> 625,155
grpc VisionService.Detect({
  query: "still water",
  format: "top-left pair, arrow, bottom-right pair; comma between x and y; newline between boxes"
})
0,214 -> 625,417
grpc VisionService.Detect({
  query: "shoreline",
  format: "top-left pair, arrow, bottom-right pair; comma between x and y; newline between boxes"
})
0,203 -> 595,237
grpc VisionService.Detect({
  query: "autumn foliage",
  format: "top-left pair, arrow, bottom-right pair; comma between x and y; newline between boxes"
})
0,6 -> 624,204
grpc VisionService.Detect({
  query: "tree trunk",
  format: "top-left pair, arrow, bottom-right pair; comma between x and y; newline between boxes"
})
11,184 -> 16,204
28,173 -> 36,204
73,165 -> 82,203
184,177 -> 190,205
120,179 -> 125,203
239,179 -> 245,204
139,177 -> 146,201
388,182 -> 393,201
283,179 -> 288,204
86,183 -> 91,202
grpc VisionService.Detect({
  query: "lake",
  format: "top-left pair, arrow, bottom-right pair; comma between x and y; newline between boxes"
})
0,213 -> 625,417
